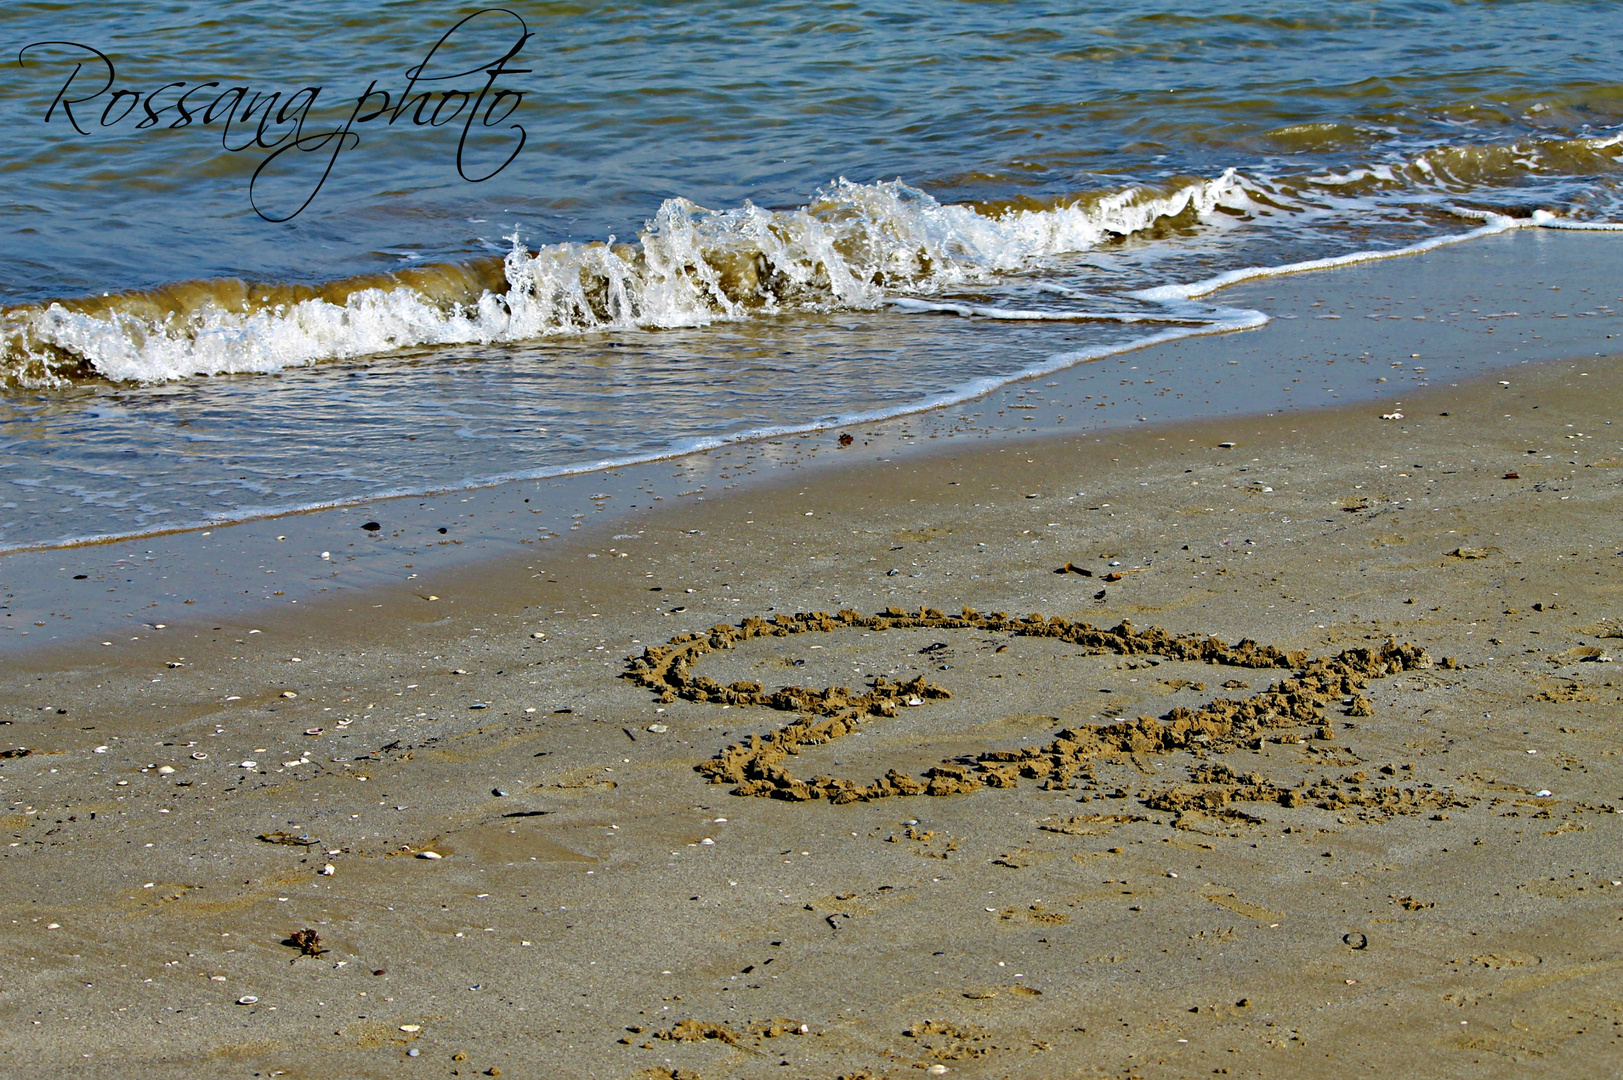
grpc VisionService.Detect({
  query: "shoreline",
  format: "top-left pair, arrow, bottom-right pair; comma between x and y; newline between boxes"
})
4,227 -> 1623,658
1,344 -> 1620,1077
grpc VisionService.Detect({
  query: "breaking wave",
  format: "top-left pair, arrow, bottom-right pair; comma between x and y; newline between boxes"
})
6,122 -> 1623,390
0,172 -> 1264,387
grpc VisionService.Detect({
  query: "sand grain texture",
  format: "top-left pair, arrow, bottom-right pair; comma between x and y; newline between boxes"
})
2,358 -> 1622,1078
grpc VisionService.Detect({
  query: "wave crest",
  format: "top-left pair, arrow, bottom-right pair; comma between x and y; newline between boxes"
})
0,174 -> 1254,387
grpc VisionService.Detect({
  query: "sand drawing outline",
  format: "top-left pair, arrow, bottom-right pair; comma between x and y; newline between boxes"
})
622,606 -> 1473,819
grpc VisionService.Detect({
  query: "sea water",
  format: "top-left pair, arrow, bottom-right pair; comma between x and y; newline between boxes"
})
2,1 -> 1622,552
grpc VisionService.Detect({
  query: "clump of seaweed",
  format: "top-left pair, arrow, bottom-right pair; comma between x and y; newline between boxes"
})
285,928 -> 327,957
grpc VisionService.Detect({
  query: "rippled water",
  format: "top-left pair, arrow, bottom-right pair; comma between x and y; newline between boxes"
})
2,1 -> 1622,549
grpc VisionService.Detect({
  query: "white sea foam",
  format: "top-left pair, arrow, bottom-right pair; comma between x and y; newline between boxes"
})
8,164 -> 1618,390
3,174 -> 1258,386
1133,214 -> 1524,304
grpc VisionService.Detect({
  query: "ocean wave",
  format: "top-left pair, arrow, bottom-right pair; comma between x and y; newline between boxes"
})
4,126 -> 1622,390
0,173 -> 1258,387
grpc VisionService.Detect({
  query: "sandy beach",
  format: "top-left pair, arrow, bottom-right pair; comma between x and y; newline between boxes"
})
3,347 -> 1620,1078
9,6 -> 1623,1078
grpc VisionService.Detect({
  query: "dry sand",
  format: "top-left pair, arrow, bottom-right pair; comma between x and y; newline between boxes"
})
2,354 -> 1621,1079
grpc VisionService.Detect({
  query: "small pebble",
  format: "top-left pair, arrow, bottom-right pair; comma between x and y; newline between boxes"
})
406,1047 -> 419,1057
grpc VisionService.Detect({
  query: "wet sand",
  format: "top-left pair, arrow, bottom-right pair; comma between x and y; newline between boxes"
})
7,227 -> 1623,658
2,349 -> 1621,1079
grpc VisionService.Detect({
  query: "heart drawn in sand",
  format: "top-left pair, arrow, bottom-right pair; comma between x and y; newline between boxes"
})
623,607 -> 1470,823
